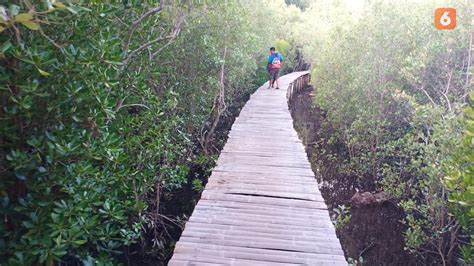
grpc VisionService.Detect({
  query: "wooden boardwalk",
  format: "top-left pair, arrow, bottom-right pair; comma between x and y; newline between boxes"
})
169,71 -> 346,265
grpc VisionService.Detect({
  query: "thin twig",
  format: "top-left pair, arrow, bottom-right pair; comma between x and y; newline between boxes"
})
123,2 -> 165,56
116,103 -> 150,112
151,36 -> 175,58
465,32 -> 473,89
442,70 -> 453,111
123,35 -> 170,65
359,242 -> 375,258
39,27 -> 62,49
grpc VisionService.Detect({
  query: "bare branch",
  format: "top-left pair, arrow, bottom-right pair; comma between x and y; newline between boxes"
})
123,35 -> 171,65
123,10 -> 185,66
151,11 -> 185,59
151,37 -> 174,58
39,27 -> 62,49
440,70 -> 453,111
123,2 -> 165,56
416,84 -> 437,106
201,45 -> 228,154
116,103 -> 150,112
465,32 -> 473,90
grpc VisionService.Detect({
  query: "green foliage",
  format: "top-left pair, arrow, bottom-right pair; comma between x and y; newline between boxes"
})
348,256 -> 364,266
275,38 -> 290,55
331,204 -> 351,229
295,0 -> 473,263
191,179 -> 204,192
443,92 -> 474,263
0,2 -> 186,264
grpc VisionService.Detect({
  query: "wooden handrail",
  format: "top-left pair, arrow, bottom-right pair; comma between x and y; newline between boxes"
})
287,72 -> 310,102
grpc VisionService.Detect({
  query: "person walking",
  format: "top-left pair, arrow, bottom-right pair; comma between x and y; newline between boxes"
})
267,47 -> 284,89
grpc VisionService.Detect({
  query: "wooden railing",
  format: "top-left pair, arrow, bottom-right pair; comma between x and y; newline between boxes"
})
286,72 -> 311,102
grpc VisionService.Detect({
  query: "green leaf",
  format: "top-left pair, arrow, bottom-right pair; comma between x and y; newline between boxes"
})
53,2 -> 66,9
9,4 -> 20,16
45,131 -> 56,141
51,213 -> 59,223
37,67 -> 50,76
14,13 -> 33,22
73,239 -> 87,245
14,170 -> 26,180
1,41 -> 12,53
22,220 -> 34,229
65,6 -> 78,15
20,21 -> 39,30
38,166 -> 47,173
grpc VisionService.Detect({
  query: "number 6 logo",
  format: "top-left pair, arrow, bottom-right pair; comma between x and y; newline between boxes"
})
435,8 -> 456,30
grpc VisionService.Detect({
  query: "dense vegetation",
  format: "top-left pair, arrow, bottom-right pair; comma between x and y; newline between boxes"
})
0,0 -> 472,265
295,1 -> 473,264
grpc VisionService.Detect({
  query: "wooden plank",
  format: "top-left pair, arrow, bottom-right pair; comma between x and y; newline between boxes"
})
205,181 -> 319,194
171,253 -> 300,266
208,172 -> 318,183
189,209 -> 334,228
208,172 -> 317,182
200,188 -> 325,202
197,200 -> 328,215
174,243 -> 346,263
193,203 -> 331,220
174,245 -> 346,265
220,150 -> 308,160
208,173 -> 318,183
168,260 -> 225,266
178,236 -> 345,256
181,228 -> 342,248
182,223 -> 341,243
199,192 -> 328,209
212,166 -> 314,176
183,221 -> 339,240
217,157 -> 310,167
187,216 -> 335,233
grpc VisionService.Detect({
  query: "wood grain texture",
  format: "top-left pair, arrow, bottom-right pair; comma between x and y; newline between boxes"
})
169,72 -> 346,265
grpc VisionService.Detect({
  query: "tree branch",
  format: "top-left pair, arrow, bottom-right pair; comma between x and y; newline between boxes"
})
123,2 -> 165,56
442,70 -> 453,111
465,32 -> 473,90
123,34 -> 170,65
152,11 -> 185,59
123,10 -> 185,66
201,45 -> 228,154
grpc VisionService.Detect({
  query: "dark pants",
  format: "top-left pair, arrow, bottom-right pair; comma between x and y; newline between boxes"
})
268,68 -> 280,80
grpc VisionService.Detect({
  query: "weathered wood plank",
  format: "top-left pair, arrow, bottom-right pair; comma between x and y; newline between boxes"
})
199,191 -> 328,209
193,204 -> 331,220
183,221 -> 340,241
197,200 -> 328,215
205,181 -> 319,194
178,236 -> 345,256
180,229 -> 343,248
174,245 -> 346,265
188,210 -> 334,228
201,188 -> 325,202
182,224 -> 341,243
175,242 -> 347,262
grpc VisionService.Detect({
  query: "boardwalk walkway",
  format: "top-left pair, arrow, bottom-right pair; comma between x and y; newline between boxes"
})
169,71 -> 346,265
